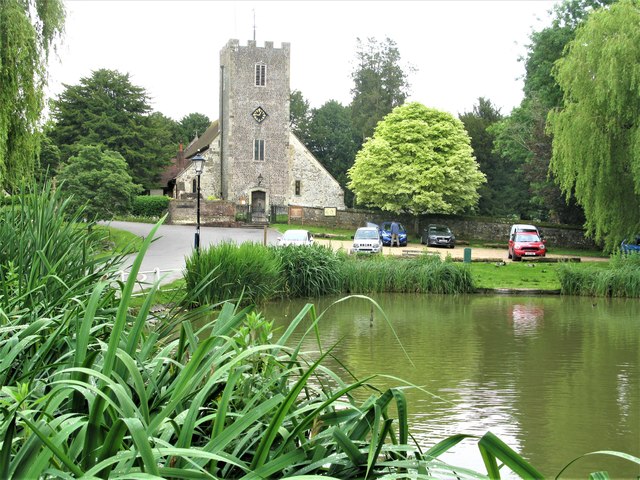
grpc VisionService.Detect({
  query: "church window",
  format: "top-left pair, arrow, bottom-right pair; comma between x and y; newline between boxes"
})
295,180 -> 301,196
255,63 -> 266,86
254,139 -> 265,161
192,178 -> 197,193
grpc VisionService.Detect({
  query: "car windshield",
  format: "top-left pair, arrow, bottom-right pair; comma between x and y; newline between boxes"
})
430,226 -> 450,235
283,231 -> 307,241
355,229 -> 379,239
515,233 -> 540,242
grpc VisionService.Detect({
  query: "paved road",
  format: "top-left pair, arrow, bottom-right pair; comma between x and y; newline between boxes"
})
107,221 -> 281,285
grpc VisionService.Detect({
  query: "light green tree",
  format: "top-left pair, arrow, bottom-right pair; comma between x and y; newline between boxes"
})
548,0 -> 640,251
348,102 -> 485,215
57,145 -> 140,220
0,0 -> 64,191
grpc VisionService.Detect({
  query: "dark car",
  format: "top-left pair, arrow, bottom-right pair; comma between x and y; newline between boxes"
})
422,224 -> 455,248
377,221 -> 408,247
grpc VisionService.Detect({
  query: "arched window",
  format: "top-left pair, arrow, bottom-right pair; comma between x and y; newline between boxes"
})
192,178 -> 197,193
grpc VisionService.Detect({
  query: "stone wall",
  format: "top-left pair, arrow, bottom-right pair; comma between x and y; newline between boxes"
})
168,199 -> 236,226
293,206 -> 597,249
175,137 -> 222,200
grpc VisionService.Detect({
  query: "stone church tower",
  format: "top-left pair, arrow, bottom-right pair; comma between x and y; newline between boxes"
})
219,40 -> 290,214
169,39 -> 345,219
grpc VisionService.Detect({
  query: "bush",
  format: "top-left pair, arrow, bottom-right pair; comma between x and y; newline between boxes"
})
132,195 -> 169,217
184,241 -> 282,305
557,258 -> 640,297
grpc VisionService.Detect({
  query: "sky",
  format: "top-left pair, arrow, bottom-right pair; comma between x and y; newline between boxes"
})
47,0 -> 560,122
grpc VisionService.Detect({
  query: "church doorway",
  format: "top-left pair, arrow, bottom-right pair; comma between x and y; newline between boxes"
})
251,190 -> 267,223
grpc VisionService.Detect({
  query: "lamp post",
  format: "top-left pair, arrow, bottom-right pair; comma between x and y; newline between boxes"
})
191,153 -> 205,252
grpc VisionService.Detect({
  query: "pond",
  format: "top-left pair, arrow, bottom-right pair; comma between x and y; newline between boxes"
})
261,294 -> 639,478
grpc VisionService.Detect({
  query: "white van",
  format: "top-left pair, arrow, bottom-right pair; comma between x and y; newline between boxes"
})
509,224 -> 540,238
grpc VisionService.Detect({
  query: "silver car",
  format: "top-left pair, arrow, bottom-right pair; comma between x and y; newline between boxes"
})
351,227 -> 383,254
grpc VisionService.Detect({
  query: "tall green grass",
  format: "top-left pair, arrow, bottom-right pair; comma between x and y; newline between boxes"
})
558,254 -> 640,297
341,254 -> 475,294
274,244 -> 345,297
184,241 -> 282,306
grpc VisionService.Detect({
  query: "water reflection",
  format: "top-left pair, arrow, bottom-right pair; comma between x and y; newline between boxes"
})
261,294 -> 640,478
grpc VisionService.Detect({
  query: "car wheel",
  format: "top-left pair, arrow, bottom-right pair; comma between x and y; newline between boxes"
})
513,254 -> 521,262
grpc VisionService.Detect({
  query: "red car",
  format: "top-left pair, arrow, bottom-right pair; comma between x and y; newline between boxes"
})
508,232 -> 546,261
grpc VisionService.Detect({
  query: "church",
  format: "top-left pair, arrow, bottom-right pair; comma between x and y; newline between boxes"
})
165,39 -> 346,221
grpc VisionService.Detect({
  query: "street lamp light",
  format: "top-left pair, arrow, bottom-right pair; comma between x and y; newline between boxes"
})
191,153 -> 205,252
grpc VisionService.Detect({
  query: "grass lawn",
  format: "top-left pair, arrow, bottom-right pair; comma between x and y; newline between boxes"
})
96,225 -> 144,253
469,261 -> 611,290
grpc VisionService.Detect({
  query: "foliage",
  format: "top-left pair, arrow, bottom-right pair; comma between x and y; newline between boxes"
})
548,0 -> 640,252
304,100 -> 359,206
340,254 -> 475,294
57,145 -> 141,220
0,181 -> 123,318
557,258 -> 640,297
48,68 -> 173,189
0,0 -> 64,192
350,37 -> 413,141
177,112 -> 211,145
274,244 -> 344,297
459,98 -> 524,217
289,89 -> 311,138
131,194 -> 170,217
348,102 -> 486,215
490,1 -> 615,224
184,241 -> 283,306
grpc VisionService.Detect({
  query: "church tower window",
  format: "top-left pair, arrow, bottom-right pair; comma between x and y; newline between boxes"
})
255,63 -> 266,86
254,139 -> 265,161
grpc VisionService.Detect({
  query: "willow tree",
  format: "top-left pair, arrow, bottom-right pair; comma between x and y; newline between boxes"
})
348,102 -> 486,215
0,0 -> 65,192
548,0 -> 640,251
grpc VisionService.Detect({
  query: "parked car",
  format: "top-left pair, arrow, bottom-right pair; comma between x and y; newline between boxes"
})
351,226 -> 384,254
510,224 -> 542,240
277,229 -> 314,247
621,236 -> 640,254
377,221 -> 408,247
422,224 -> 455,248
508,231 -> 546,260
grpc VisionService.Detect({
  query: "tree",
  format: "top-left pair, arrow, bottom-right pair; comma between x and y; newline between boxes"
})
459,98 -> 525,217
57,145 -> 140,220
289,90 -> 310,140
350,37 -> 413,142
305,100 -> 359,206
348,102 -> 485,215
177,112 -> 210,145
49,69 -> 171,189
0,0 -> 64,191
548,0 -> 640,251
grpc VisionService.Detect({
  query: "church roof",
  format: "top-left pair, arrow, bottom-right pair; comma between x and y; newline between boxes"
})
184,120 -> 219,158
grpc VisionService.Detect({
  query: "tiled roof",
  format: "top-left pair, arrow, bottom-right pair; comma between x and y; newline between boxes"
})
184,120 -> 219,158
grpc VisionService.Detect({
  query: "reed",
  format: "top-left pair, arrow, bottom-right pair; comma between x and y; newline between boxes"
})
557,256 -> 640,297
184,241 -> 282,306
273,244 -> 344,298
340,254 -> 475,294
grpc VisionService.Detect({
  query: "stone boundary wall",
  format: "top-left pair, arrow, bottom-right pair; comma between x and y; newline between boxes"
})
168,199 -> 236,226
294,206 -> 597,249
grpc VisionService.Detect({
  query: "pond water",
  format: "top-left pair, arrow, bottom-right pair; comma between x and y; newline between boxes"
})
260,294 -> 639,478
